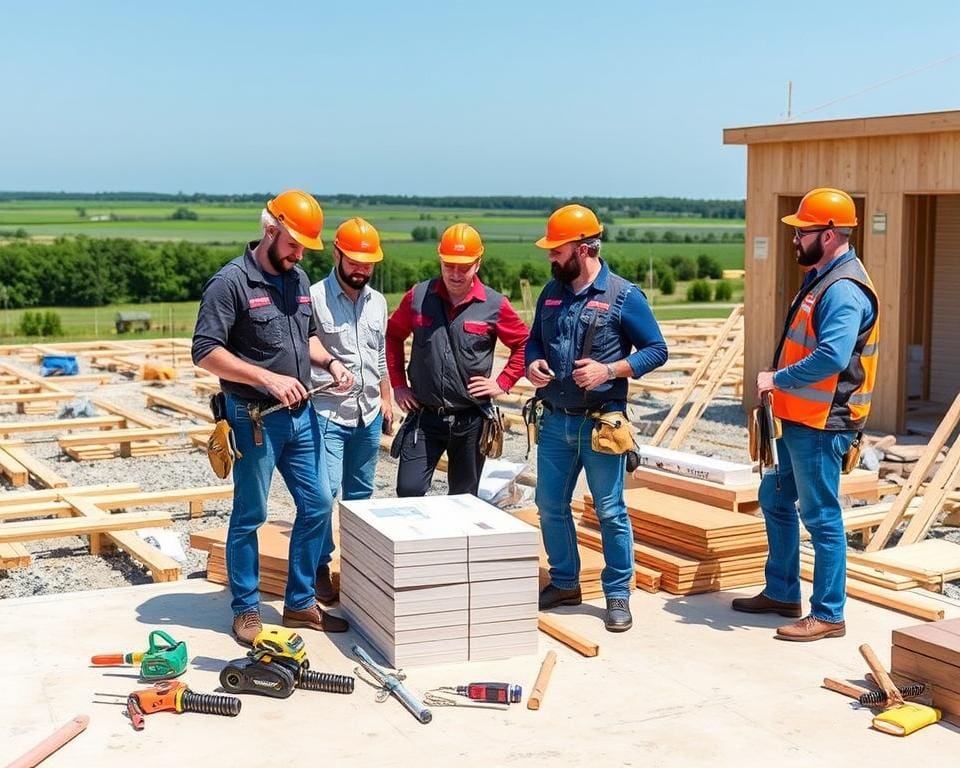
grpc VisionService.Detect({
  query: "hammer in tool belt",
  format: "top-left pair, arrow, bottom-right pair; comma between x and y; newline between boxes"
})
248,379 -> 355,446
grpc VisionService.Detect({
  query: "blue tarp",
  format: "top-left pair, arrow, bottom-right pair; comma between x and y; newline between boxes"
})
39,355 -> 79,376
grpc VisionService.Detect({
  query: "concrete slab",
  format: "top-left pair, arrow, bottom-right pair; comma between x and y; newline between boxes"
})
4,579 -> 959,767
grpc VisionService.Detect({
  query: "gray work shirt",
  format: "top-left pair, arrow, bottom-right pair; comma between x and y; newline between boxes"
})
310,269 -> 388,427
191,243 -> 316,401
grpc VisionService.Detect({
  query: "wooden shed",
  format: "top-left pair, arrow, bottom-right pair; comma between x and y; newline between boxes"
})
724,109 -> 960,434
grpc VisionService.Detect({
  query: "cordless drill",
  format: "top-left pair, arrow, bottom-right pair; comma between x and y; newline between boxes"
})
125,681 -> 241,730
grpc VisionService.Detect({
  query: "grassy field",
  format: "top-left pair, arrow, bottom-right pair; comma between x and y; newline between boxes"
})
0,199 -> 744,244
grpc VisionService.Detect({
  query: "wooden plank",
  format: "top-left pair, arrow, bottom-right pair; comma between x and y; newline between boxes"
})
537,614 -> 599,657
92,486 -> 233,511
898,434 -> 960,546
848,539 -> 960,583
58,426 -> 207,448
145,391 -> 214,422
649,305 -> 743,446
893,621 -> 960,669
0,416 -> 124,437
0,511 -> 172,544
891,645 -> 960,695
102,530 -> 181,582
1,444 -> 69,488
0,483 -> 141,509
799,560 -> 944,621
866,390 -> 960,551
0,447 -> 28,486
0,542 -> 31,568
89,397 -> 165,429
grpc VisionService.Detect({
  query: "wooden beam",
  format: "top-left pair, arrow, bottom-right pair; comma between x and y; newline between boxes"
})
537,615 -> 599,657
1,444 -> 69,488
0,416 -> 125,437
865,390 -> 960,551
0,483 -> 140,508
0,511 -> 172,544
0,447 -> 28,486
145,391 -> 213,422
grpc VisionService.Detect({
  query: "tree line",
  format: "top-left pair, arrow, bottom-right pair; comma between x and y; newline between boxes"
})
1,192 -> 744,219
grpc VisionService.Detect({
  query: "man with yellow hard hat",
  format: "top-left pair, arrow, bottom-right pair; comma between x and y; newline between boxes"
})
309,217 -> 394,604
386,223 -> 529,497
192,189 -> 354,646
526,204 -> 667,633
731,187 -> 878,641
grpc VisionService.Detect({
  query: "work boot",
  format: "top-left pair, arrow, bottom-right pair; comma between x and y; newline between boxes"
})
231,609 -> 262,647
605,597 -> 633,633
282,603 -> 349,633
538,583 -> 582,610
775,615 -> 846,642
730,591 -> 802,618
315,565 -> 339,606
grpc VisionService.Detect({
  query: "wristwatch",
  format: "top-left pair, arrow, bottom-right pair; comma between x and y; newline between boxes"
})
606,363 -> 616,381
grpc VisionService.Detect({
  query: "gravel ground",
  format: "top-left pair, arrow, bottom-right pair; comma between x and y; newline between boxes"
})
2,354 -> 958,601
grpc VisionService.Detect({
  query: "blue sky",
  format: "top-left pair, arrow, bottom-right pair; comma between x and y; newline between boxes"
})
2,1 -> 958,198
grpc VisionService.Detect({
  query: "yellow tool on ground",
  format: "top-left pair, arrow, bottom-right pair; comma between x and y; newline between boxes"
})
248,626 -> 308,667
859,643 -> 941,736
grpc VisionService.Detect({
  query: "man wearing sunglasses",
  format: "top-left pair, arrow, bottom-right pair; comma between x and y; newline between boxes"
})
731,187 -> 879,642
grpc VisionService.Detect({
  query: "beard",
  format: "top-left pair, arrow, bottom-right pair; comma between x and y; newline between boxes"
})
267,239 -> 294,273
337,258 -> 370,289
551,256 -> 581,284
795,235 -> 824,267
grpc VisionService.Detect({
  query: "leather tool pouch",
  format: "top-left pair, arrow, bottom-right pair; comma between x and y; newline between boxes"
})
207,392 -> 241,478
521,397 -> 545,459
842,431 -> 863,474
590,411 -> 634,455
748,405 -> 782,467
479,406 -> 504,459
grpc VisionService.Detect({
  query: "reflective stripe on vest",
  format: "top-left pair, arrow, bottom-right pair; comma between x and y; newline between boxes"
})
773,254 -> 879,431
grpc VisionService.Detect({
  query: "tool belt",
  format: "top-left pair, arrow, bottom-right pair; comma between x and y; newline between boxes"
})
207,392 -> 241,479
747,404 -> 781,467
589,410 -> 635,456
479,406 -> 504,459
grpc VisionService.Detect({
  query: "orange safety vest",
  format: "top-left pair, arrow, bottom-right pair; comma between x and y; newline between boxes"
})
772,253 -> 879,431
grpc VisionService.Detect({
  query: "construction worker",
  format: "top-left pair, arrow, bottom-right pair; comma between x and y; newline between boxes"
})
386,223 -> 529,496
309,217 -> 393,605
191,190 -> 353,646
731,187 -> 879,641
527,204 -> 667,632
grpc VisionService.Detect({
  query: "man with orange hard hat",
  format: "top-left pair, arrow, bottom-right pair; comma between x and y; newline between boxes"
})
731,187 -> 879,641
309,217 -> 394,604
526,204 -> 667,633
192,189 -> 354,646
386,223 -> 529,497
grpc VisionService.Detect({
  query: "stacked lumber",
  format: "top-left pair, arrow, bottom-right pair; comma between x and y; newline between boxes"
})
890,618 -> 960,725
339,494 -> 539,667
578,487 -> 767,594
191,521 -> 340,598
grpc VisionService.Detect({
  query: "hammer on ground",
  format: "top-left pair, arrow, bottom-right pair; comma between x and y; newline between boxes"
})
859,643 -> 941,735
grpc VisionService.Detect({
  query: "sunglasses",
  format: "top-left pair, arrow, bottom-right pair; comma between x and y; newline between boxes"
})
794,226 -> 831,238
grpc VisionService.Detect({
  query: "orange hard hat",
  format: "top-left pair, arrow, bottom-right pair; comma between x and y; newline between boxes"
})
535,204 -> 603,249
334,217 -> 383,263
781,188 -> 858,229
438,223 -> 484,264
266,189 -> 324,249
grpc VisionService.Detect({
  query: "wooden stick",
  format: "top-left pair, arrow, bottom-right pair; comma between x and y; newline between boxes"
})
527,651 -> 557,710
6,714 -> 89,768
822,677 -> 872,699
537,615 -> 599,657
859,643 -> 904,708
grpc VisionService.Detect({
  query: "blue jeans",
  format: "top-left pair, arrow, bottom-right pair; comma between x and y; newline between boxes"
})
759,420 -> 855,623
536,410 -> 633,599
225,394 -> 332,615
316,411 -> 382,569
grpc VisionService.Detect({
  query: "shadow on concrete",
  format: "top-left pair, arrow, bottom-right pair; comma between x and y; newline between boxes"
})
135,588 -> 233,632
659,593 -> 787,633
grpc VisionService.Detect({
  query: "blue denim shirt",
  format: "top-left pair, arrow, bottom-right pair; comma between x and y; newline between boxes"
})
525,260 -> 668,409
774,248 -> 877,390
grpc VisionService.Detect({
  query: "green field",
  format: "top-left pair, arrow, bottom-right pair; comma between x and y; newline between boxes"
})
0,199 -> 744,244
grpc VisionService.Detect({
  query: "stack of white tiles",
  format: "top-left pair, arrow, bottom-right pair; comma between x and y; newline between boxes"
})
339,494 -> 539,667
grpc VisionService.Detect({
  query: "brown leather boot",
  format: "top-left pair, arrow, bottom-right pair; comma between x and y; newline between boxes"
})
730,591 -> 802,618
775,615 -> 846,642
282,603 -> 349,633
231,609 -> 262,647
315,565 -> 339,605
